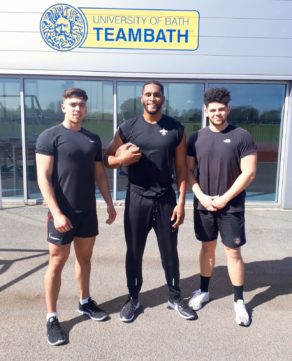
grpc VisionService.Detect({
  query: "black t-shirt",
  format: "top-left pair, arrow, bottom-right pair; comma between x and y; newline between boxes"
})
35,124 -> 102,212
119,115 -> 184,197
187,124 -> 257,212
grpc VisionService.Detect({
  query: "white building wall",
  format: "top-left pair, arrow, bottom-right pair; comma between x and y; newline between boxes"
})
0,0 -> 291,79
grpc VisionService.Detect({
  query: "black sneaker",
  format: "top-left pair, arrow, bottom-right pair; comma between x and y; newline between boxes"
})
119,297 -> 140,322
78,297 -> 108,321
46,317 -> 66,346
168,298 -> 197,320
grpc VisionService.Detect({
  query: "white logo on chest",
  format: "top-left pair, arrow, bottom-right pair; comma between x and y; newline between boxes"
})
223,139 -> 231,143
160,128 -> 168,136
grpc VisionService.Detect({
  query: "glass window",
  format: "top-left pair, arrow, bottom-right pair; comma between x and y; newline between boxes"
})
164,83 -> 205,201
0,79 -> 23,199
116,81 -> 204,200
163,83 -> 204,137
117,81 -> 144,124
2,78 -> 285,206
209,83 -> 286,202
24,79 -> 113,199
116,81 -> 144,199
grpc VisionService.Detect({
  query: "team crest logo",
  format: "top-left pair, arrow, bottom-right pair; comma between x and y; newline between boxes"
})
160,128 -> 168,136
40,3 -> 87,51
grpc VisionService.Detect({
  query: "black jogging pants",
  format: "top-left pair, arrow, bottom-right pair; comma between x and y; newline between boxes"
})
124,186 -> 181,300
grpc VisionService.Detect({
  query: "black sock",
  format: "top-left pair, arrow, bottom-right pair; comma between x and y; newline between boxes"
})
233,285 -> 244,302
200,275 -> 211,293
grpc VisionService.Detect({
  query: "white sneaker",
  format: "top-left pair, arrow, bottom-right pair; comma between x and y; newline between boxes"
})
234,300 -> 250,326
188,289 -> 210,311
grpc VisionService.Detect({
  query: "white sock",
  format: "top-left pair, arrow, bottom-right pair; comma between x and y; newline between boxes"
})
46,312 -> 58,321
80,297 -> 89,305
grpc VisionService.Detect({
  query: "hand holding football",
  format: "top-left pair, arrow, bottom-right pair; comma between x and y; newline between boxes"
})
115,143 -> 142,165
126,143 -> 140,153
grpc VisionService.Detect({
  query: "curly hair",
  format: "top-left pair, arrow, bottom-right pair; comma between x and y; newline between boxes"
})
204,87 -> 231,106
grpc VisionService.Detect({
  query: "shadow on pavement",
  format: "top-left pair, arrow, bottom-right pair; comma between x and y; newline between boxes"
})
98,257 -> 292,315
60,315 -> 91,343
1,247 -> 290,328
0,248 -> 48,292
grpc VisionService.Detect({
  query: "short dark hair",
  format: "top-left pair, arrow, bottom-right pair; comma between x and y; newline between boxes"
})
204,87 -> 231,106
142,80 -> 164,95
63,88 -> 88,101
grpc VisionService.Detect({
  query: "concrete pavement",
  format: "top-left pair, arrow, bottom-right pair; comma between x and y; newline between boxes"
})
0,205 -> 291,361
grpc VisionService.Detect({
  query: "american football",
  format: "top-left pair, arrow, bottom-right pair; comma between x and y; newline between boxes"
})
127,143 -> 140,153
115,143 -> 140,156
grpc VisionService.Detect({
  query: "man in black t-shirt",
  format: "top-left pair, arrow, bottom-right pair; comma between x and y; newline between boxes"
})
187,87 -> 257,327
105,80 -> 196,322
36,88 -> 116,346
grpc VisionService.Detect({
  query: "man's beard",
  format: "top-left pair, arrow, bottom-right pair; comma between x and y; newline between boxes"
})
143,102 -> 163,115
209,117 -> 227,127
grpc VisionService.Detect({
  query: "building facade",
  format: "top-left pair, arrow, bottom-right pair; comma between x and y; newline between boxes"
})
0,0 -> 291,207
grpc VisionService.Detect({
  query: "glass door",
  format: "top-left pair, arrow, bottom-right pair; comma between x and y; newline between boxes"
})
0,78 -> 23,199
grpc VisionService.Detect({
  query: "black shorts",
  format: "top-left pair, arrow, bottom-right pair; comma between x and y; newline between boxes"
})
47,209 -> 98,245
194,210 -> 246,248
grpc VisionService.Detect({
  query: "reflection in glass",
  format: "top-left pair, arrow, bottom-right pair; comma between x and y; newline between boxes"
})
117,81 -> 144,124
209,83 -> 286,202
0,78 -> 286,205
24,79 -> 113,199
0,79 -> 23,198
163,83 -> 204,137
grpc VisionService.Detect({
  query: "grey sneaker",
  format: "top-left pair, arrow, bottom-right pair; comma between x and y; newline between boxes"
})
78,297 -> 108,321
119,297 -> 140,322
168,298 -> 197,320
234,300 -> 250,326
46,317 -> 66,346
188,289 -> 210,311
